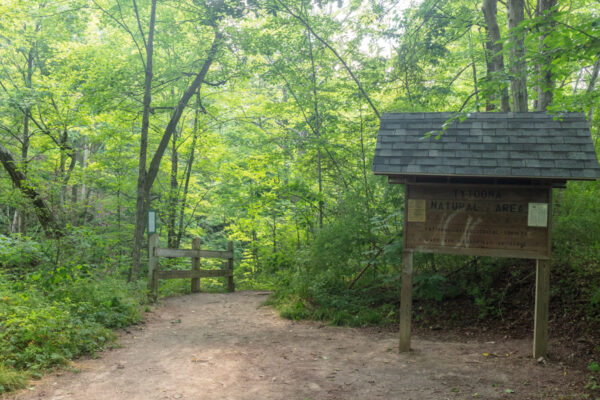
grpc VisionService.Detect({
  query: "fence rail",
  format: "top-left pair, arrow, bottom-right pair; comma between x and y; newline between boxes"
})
148,234 -> 234,301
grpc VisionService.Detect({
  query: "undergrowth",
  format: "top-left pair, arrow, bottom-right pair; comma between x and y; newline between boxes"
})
0,233 -> 147,394
267,181 -> 600,365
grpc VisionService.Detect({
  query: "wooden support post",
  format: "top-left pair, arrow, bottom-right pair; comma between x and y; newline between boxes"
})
148,233 -> 159,302
227,241 -> 235,292
533,258 -> 550,359
399,250 -> 414,352
191,238 -> 201,293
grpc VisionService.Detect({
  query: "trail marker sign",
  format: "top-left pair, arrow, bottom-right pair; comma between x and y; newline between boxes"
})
148,209 -> 157,234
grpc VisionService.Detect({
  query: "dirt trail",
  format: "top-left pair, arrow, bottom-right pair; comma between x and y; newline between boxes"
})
10,291 -> 585,400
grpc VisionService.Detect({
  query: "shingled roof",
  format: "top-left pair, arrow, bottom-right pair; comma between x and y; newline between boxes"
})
372,112 -> 600,181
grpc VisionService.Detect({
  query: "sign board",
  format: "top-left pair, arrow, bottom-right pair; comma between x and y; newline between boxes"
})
404,184 -> 551,259
148,209 -> 157,234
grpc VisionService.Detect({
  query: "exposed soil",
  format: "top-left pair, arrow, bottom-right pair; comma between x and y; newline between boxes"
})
8,291 -> 589,400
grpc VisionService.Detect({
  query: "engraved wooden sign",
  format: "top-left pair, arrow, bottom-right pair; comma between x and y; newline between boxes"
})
404,184 -> 551,259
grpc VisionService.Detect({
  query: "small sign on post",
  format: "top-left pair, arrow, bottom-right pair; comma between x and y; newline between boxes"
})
148,209 -> 157,234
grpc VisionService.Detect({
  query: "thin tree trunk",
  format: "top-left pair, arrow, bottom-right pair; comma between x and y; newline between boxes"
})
175,91 -> 201,248
535,0 -> 557,111
130,0 -> 157,281
469,32 -> 481,112
252,229 -> 260,273
482,0 -> 510,111
508,0 -> 528,111
167,127 -> 178,248
308,30 -> 323,229
586,56 -> 600,122
14,45 -> 36,234
359,106 -> 372,220
276,0 -> 380,119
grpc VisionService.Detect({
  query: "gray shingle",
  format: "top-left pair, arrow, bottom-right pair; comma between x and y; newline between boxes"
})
567,152 -> 589,160
470,158 -> 497,167
372,112 -> 600,180
455,167 -> 484,175
551,144 -> 582,152
555,160 -> 584,169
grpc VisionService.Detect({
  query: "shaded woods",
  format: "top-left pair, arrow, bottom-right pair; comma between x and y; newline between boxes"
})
0,0 -> 599,395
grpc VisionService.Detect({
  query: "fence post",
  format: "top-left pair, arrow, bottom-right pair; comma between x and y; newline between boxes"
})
533,258 -> 550,358
227,241 -> 235,292
191,238 -> 201,293
399,250 -> 414,352
148,233 -> 159,302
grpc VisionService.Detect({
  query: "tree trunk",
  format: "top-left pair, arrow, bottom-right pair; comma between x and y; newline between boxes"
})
143,31 -> 222,194
482,0 -> 510,111
308,30 -> 323,229
167,127 -> 178,248
508,0 -> 528,112
586,56 -> 600,122
130,28 -> 223,279
175,91 -> 201,248
0,144 -> 62,236
130,0 -> 157,281
535,0 -> 557,111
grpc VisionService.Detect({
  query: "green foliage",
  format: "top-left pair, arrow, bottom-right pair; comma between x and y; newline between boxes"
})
0,364 -> 28,394
0,235 -> 46,272
0,274 -> 143,373
0,234 -> 145,394
587,362 -> 600,392
413,271 -> 446,302
552,181 -> 600,321
0,1 -> 598,395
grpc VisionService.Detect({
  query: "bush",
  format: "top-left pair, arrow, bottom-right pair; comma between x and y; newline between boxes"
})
0,235 -> 46,272
0,273 -> 144,381
0,364 -> 28,394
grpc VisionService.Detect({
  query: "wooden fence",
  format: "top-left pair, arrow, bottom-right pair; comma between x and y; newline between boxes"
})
147,233 -> 234,301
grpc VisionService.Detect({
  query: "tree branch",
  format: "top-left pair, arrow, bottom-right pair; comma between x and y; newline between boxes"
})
275,0 -> 380,119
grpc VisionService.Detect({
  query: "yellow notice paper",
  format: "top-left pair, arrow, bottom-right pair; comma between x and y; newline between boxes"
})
407,199 -> 426,222
528,203 -> 548,227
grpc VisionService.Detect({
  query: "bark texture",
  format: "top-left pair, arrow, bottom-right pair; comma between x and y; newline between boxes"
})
482,0 -> 510,111
535,0 -> 557,111
508,0 -> 528,111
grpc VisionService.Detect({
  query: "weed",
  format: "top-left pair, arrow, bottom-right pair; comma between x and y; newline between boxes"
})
0,364 -> 28,394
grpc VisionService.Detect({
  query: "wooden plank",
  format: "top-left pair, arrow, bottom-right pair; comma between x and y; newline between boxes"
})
155,247 -> 233,259
191,238 -> 201,293
227,241 -> 235,292
405,246 -> 550,260
158,269 -> 233,280
399,250 -> 413,352
533,259 -> 550,358
148,233 -> 159,302
199,250 -> 234,259
155,248 -> 198,258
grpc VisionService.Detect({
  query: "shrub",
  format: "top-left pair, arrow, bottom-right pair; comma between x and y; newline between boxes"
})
0,364 -> 28,394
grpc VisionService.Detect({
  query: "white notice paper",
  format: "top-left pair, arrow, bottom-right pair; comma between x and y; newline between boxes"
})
528,203 -> 548,227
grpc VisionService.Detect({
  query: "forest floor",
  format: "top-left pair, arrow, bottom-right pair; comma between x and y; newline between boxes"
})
7,291 -> 590,400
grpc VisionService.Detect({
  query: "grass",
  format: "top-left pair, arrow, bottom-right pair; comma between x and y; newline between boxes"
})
0,364 -> 28,394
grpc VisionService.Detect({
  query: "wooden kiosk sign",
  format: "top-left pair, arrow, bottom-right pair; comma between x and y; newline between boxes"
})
372,112 -> 600,358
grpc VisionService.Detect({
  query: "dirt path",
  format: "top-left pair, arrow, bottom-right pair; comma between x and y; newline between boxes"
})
10,291 -> 585,400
